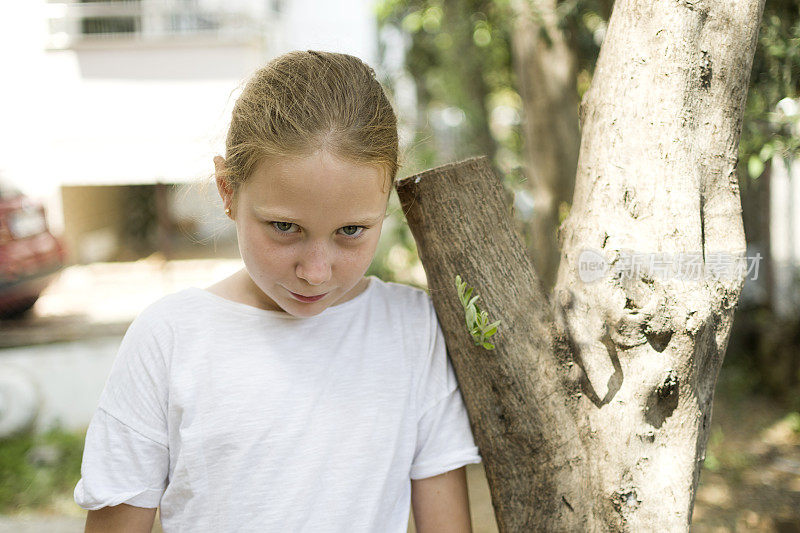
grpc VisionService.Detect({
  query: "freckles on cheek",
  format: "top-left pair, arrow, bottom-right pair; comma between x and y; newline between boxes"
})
240,227 -> 281,262
238,227 -> 262,257
343,244 -> 377,269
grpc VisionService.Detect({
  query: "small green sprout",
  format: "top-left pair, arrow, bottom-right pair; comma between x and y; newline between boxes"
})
455,274 -> 501,350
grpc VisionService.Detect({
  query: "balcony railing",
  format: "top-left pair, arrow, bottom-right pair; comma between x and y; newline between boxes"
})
46,0 -> 278,49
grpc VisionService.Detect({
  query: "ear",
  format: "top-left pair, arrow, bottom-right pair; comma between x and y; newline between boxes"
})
214,156 -> 234,212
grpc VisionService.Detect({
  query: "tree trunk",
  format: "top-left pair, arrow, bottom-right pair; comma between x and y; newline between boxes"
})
510,0 -> 581,293
395,1 -> 766,530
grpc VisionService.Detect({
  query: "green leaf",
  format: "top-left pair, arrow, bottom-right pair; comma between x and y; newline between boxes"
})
748,154 -> 765,179
466,306 -> 477,326
455,273 -> 500,352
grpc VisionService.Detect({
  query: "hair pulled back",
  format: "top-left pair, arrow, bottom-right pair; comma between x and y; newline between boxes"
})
219,50 -> 399,208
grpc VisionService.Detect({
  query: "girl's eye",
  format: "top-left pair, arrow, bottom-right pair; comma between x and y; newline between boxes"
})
339,225 -> 365,238
269,222 -> 365,238
270,221 -> 298,234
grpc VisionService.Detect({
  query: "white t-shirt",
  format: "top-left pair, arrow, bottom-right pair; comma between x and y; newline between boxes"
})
74,275 -> 481,532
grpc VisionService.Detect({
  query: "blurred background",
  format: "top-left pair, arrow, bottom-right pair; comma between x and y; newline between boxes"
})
0,0 -> 798,531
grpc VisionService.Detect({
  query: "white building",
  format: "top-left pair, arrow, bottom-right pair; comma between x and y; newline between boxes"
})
0,0 -> 381,264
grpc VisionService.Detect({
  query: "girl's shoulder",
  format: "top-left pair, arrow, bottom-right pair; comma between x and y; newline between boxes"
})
368,277 -> 434,312
364,278 -> 439,340
128,287 -> 208,327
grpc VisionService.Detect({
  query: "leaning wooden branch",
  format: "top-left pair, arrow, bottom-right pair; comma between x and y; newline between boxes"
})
397,158 -> 605,531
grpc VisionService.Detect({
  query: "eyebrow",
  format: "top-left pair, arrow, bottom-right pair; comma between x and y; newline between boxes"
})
253,208 -> 384,226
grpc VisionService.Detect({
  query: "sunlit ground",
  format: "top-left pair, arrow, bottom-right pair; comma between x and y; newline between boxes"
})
33,254 -> 243,324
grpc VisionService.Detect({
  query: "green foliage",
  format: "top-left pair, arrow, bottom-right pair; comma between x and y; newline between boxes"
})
740,2 -> 800,182
377,0 -> 519,176
0,425 -> 85,513
455,274 -> 501,350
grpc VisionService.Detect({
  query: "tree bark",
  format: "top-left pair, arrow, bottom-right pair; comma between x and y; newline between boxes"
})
396,0 -> 766,530
398,158 -> 607,530
510,0 -> 581,293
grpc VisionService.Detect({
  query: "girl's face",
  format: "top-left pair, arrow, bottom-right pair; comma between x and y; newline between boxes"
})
217,149 -> 390,318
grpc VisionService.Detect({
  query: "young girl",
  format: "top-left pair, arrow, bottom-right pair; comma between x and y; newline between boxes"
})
74,50 -> 481,532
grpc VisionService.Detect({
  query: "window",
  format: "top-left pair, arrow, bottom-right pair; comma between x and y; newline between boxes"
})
46,0 -> 273,48
78,0 -> 141,36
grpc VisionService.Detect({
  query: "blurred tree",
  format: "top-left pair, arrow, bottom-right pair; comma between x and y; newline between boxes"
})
510,0 -> 580,291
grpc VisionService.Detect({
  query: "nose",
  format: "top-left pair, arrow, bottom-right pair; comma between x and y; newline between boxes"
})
296,241 -> 332,286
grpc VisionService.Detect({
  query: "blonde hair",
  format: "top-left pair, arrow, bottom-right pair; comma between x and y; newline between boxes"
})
218,50 -> 399,214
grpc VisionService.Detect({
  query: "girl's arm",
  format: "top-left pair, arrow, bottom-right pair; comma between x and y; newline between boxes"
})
85,503 -> 157,532
410,466 -> 473,533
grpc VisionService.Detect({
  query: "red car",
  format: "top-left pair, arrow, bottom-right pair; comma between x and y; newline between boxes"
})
0,178 -> 66,319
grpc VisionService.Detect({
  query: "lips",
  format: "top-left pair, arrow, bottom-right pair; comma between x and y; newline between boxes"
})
288,290 -> 328,303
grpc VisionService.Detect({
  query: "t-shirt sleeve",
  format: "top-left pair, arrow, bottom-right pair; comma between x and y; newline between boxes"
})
74,308 -> 172,510
410,298 -> 482,480
74,408 -> 169,509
